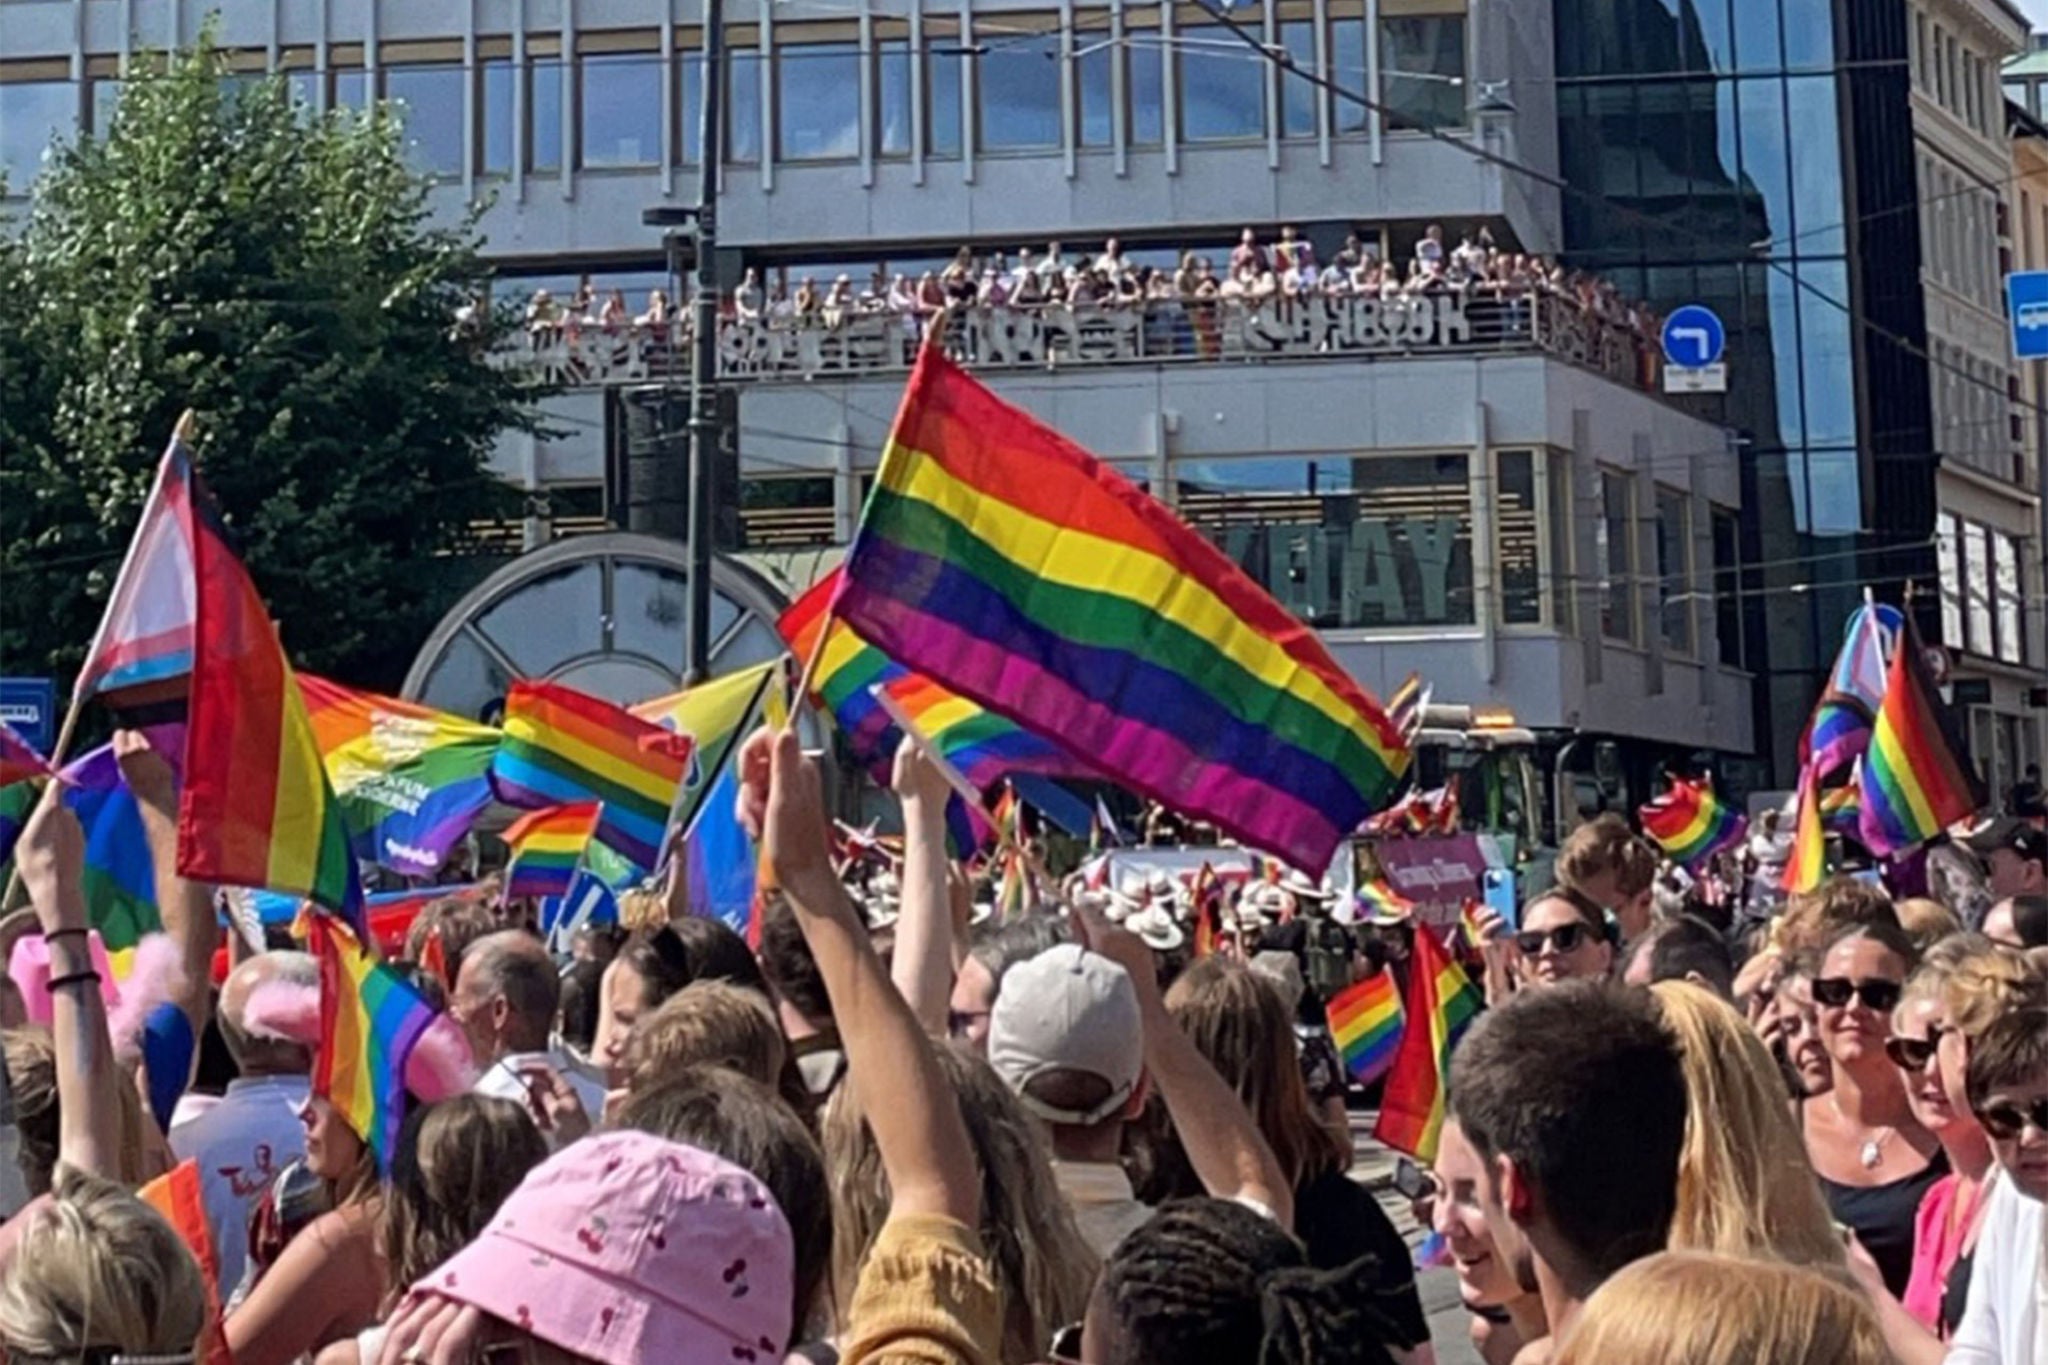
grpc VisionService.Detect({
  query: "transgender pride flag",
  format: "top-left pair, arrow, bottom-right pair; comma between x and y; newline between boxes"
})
75,437 -> 200,706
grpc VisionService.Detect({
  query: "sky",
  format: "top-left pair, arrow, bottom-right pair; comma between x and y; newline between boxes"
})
2022,0 -> 2048,34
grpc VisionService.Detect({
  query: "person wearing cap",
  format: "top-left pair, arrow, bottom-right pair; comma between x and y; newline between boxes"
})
1965,817 -> 2048,904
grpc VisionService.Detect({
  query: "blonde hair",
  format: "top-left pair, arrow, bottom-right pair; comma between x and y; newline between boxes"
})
1895,899 -> 1965,954
1940,943 -> 2048,1041
1650,982 -> 1843,1267
0,1165 -> 208,1360
617,888 -> 670,934
1897,932 -> 1993,1015
823,1044 -> 1098,1362
1553,1251 -> 1890,1365
2,1029 -> 156,1195
626,981 -> 789,1092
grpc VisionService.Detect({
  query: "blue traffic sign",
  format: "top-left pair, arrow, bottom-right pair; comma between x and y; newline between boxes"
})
1661,305 -> 1726,369
2008,271 -> 2048,359
0,678 -> 57,755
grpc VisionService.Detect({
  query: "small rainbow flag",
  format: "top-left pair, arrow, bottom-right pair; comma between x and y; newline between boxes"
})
136,1160 -> 232,1365
502,802 -> 602,901
1356,877 -> 1416,925
1819,776 -> 1863,839
1328,971 -> 1404,1085
73,435 -> 200,708
1457,899 -> 1491,952
306,913 -> 439,1172
1781,771 -> 1827,894
492,681 -> 686,872
1858,613 -> 1987,854
1637,778 -> 1747,867
0,723 -> 49,788
1189,862 -> 1222,958
1372,921 -> 1484,1162
831,348 -> 1410,875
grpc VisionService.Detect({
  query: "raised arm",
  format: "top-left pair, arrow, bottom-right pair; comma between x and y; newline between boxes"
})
739,727 -> 978,1227
1074,896 -> 1295,1229
888,741 -> 957,1035
16,785 -> 122,1179
114,730 -> 214,1037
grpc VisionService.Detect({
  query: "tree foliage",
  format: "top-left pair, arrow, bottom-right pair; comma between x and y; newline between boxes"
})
0,37 -> 538,692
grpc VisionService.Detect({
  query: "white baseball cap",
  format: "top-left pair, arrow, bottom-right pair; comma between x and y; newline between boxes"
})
987,944 -> 1144,1125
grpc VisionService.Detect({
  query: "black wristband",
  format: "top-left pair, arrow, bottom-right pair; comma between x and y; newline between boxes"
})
42,927 -> 89,942
45,970 -> 101,992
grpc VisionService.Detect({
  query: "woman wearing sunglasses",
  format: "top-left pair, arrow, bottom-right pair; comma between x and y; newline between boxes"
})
1797,920 -> 1945,1300
1509,889 -> 1613,990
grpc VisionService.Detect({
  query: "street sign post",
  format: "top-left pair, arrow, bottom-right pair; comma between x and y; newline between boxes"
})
1660,304 -> 1728,394
0,678 -> 57,754
2007,271 -> 2048,360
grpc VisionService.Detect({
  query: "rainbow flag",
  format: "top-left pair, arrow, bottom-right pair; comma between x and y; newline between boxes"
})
1637,778 -> 1747,867
630,660 -> 779,839
1820,776 -> 1863,839
173,463 -> 361,932
1372,920 -> 1483,1162
831,348 -> 1409,875
1328,971 -> 1404,1085
73,436 -> 200,707
492,681 -> 686,872
1189,862 -> 1222,958
1385,673 -> 1430,743
136,1160 -> 232,1365
1797,602 -> 1898,779
1858,613 -> 1987,854
502,802 -> 602,901
0,723 -> 49,787
306,913 -> 439,1172
1457,899 -> 1491,952
300,675 -> 500,877
1782,771 -> 1827,893
1356,877 -> 1416,925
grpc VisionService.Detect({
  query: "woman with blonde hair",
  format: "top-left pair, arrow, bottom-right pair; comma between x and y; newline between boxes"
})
1649,980 -> 1844,1266
0,1165 -> 208,1362
1551,1250 -> 1892,1365
822,1043 -> 1095,1363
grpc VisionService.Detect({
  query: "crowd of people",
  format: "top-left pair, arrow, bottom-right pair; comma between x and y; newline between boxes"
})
0,725 -> 2043,1365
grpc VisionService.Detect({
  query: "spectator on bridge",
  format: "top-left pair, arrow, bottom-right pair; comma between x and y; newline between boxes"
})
636,289 -> 670,327
732,266 -> 762,321
1230,226 -> 1266,278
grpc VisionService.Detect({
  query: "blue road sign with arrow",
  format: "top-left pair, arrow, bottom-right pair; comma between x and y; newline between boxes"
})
1661,305 -> 1725,369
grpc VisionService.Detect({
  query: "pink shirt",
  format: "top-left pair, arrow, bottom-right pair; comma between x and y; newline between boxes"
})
1904,1172 -> 1985,1333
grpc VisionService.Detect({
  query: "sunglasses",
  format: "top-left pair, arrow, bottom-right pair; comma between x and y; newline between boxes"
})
1975,1096 -> 2048,1142
1884,1024 -> 1950,1072
1048,1322 -> 1085,1364
1513,922 -> 1590,956
947,1008 -> 990,1038
1810,977 -> 1902,1012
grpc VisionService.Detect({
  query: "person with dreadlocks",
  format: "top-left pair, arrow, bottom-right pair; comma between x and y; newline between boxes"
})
1068,1196 -> 1417,1364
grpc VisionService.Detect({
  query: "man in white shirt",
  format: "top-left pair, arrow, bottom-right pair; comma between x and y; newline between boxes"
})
169,951 -> 318,1295
452,930 -> 608,1143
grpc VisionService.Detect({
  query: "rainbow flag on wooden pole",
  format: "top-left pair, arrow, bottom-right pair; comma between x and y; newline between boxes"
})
502,802 -> 603,902
1858,612 -> 1987,854
829,347 -> 1410,876
1371,920 -> 1484,1162
1638,778 -> 1747,868
306,913 -> 439,1172
1327,972 -> 1403,1085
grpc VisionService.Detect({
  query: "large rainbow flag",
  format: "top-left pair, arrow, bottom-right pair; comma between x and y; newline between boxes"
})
1638,778 -> 1747,867
830,348 -> 1409,874
300,675 -> 500,877
73,436 -> 200,707
492,681 -> 686,872
502,802 -> 602,901
1858,614 -> 1986,854
306,913 -> 439,1172
172,460 -> 362,931
630,660 -> 779,839
1327,971 -> 1403,1085
1371,920 -> 1483,1162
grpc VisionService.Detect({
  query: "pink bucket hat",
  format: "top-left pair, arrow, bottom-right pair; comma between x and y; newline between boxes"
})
420,1129 -> 796,1364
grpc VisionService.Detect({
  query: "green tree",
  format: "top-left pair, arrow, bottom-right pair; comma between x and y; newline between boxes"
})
0,37 -> 537,693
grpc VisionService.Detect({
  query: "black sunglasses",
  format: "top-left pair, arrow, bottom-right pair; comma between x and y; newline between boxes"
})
1884,1024 -> 1950,1072
1975,1096 -> 2048,1142
1810,977 -> 1902,1013
1513,922 -> 1590,956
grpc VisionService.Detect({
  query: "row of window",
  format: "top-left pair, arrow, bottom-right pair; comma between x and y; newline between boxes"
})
1593,468 -> 1729,662
1938,511 -> 2033,668
1919,150 -> 2005,313
0,10 -> 1468,190
1912,8 -> 2005,141
1930,337 -> 2019,482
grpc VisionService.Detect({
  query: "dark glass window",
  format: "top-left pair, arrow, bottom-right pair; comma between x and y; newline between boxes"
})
1656,488 -> 1694,655
979,30 -> 1062,149
678,51 -> 703,163
581,53 -> 662,166
1599,469 -> 1636,643
1784,75 -> 1843,254
1332,16 -> 1365,132
482,59 -> 515,173
1179,24 -> 1266,141
385,64 -> 467,176
530,59 -> 564,170
1381,14 -> 1465,130
89,78 -> 121,138
1079,37 -> 1115,147
877,39 -> 913,156
1281,19 -> 1318,137
1497,451 -> 1541,625
727,49 -> 762,162
1711,508 -> 1742,667
1737,78 -> 1792,258
927,42 -> 965,156
1130,20 -> 1166,143
779,43 -> 861,160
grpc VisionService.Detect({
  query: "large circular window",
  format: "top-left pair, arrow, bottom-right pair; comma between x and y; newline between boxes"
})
403,533 -> 793,721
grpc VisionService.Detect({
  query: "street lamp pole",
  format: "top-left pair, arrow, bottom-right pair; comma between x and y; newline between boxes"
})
682,0 -> 726,685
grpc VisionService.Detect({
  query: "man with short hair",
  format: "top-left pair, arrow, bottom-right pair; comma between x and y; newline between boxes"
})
1556,813 -> 1660,942
455,929 -> 606,1139
1620,913 -> 1735,997
1965,817 -> 2048,902
1448,980 -> 1688,1356
169,950 -> 318,1294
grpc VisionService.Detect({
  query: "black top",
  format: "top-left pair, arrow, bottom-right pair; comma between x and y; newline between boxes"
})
1941,1242 -> 1974,1338
1816,1152 -> 1951,1299
1291,1166 -> 1429,1349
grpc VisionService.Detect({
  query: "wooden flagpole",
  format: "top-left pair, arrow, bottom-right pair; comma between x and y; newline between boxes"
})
868,684 -> 1016,854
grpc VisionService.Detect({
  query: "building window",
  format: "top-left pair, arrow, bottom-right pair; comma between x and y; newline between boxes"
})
778,42 -> 861,160
1177,454 -> 1475,628
1993,532 -> 2025,665
580,52 -> 662,166
1333,16 -> 1366,133
1598,468 -> 1636,644
1547,451 -> 1574,634
285,70 -> 320,111
0,80 -> 72,190
728,48 -> 763,162
385,64 -> 467,176
1711,507 -> 1742,669
876,39 -> 913,157
1380,13 -> 1466,131
1078,30 -> 1114,148
1179,23 -> 1266,141
87,78 -> 121,138
1964,520 -> 1994,657
740,475 -> 841,548
1497,451 -> 1541,625
333,68 -> 370,111
927,40 -> 965,157
978,29 -> 1062,150
1281,19 -> 1319,138
1939,511 -> 1964,649
482,59 -> 515,173
1129,15 -> 1166,144
1655,487 -> 1694,656
530,58 -> 565,170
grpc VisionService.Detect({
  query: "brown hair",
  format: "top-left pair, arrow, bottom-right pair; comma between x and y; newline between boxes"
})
1164,958 -> 1348,1185
2,1029 -> 156,1195
1893,899 -> 1964,955
1940,943 -> 2048,1041
1552,1251 -> 1891,1365
625,980 -> 792,1100
403,898 -> 498,984
381,1094 -> 547,1309
1558,814 -> 1658,899
1779,879 -> 1898,964
1965,1005 -> 2048,1113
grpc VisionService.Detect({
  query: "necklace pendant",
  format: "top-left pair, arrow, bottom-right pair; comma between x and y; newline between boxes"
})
1860,1139 -> 1883,1170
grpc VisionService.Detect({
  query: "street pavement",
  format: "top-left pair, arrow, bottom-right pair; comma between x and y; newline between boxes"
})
1351,1112 -> 1485,1365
